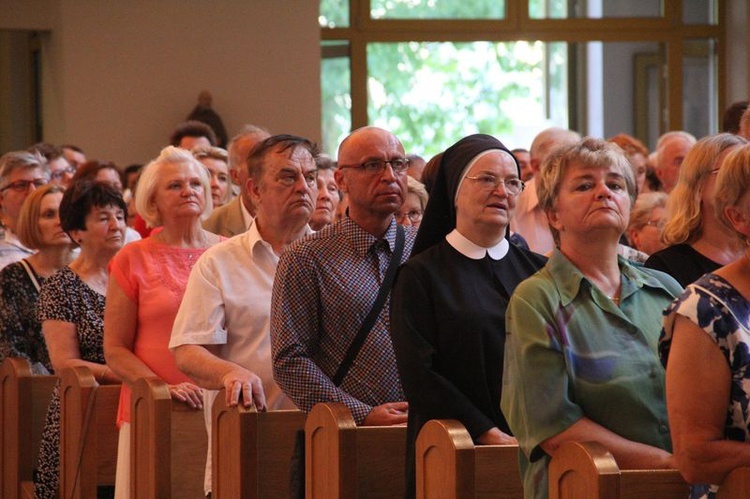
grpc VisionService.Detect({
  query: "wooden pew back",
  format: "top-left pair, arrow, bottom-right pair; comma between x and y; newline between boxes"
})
415,419 -> 522,498
305,402 -> 407,499
211,390 -> 306,498
131,376 -> 208,499
548,441 -> 689,499
0,358 -> 58,499
59,366 -> 120,499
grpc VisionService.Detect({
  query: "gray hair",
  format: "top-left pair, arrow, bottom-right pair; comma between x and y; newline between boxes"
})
227,124 -> 271,173
0,151 -> 48,187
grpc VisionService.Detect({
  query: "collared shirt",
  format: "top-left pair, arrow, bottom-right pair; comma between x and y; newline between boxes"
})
510,178 -> 555,255
240,197 -> 253,231
445,229 -> 509,260
501,249 -> 682,499
271,216 -> 416,424
0,226 -> 34,271
170,221 -> 299,493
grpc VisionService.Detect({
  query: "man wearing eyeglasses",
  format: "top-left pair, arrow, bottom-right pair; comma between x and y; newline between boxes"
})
0,151 -> 49,270
271,126 -> 415,428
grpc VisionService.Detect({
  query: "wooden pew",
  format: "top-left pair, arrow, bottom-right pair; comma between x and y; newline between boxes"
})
306,402 -> 407,498
0,357 -> 58,499
718,467 -> 750,498
130,376 -> 208,498
415,419 -> 522,498
211,390 -> 306,498
548,441 -> 689,499
58,366 -> 120,499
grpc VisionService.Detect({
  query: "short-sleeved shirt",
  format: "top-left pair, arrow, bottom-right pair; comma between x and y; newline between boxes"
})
271,216 -> 416,424
170,221 -> 297,494
661,274 -> 750,499
109,237 -> 210,425
501,249 -> 681,499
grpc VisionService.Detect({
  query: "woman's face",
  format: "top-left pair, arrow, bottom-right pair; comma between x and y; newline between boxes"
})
153,161 -> 207,223
701,145 -> 740,225
73,204 -> 126,254
629,206 -> 666,255
37,192 -> 71,247
310,168 -> 340,230
200,157 -> 230,207
395,192 -> 424,228
549,162 -> 632,243
455,151 -> 519,240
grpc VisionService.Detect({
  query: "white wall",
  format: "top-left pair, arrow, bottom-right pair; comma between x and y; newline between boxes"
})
1,0 -> 321,166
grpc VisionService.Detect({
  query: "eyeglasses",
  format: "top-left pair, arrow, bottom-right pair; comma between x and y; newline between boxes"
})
339,158 -> 410,176
50,166 -> 77,181
0,178 -> 48,193
644,219 -> 666,230
395,209 -> 423,223
465,175 -> 525,196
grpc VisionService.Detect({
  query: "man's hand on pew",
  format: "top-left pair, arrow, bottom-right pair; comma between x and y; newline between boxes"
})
221,367 -> 267,411
363,401 -> 408,426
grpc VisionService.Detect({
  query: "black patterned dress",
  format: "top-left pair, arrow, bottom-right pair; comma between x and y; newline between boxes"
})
0,260 -> 51,374
34,266 -> 109,499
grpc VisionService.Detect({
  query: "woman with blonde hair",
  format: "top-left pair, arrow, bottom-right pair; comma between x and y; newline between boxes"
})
192,145 -> 233,208
645,133 -> 747,286
661,143 -> 750,498
0,184 -> 75,373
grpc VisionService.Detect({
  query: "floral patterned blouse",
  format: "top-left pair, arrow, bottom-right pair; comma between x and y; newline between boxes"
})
661,273 -> 750,499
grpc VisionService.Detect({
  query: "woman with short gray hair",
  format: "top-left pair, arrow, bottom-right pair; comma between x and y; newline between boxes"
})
501,137 -> 682,499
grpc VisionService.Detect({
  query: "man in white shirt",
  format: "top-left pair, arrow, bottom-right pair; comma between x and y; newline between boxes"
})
202,125 -> 270,237
654,130 -> 696,193
511,127 -> 580,255
170,134 -> 318,495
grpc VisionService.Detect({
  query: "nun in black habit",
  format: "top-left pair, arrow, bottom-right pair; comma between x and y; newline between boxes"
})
389,134 -> 547,498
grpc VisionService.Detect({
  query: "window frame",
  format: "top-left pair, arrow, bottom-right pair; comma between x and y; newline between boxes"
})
321,0 -> 725,137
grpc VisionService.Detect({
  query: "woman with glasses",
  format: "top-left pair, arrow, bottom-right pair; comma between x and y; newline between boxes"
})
0,185 -> 75,374
501,138 -> 682,499
0,150 -> 49,270
389,134 -> 546,498
395,176 -> 428,229
646,133 -> 748,287
627,191 -> 668,256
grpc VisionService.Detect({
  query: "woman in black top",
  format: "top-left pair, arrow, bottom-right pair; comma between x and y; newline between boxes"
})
645,133 -> 747,286
389,134 -> 546,498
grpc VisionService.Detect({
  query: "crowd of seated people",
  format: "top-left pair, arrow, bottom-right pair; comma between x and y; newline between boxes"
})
3,107 -> 750,499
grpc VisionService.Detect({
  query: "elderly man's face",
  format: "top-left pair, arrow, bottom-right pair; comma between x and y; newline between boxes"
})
657,137 -> 693,192
0,166 -> 47,225
251,146 -> 317,229
335,128 -> 408,221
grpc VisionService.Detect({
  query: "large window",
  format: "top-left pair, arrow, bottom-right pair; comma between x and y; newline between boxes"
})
320,0 -> 724,156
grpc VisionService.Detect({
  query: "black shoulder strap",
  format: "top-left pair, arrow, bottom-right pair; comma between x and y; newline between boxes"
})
332,225 -> 405,386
